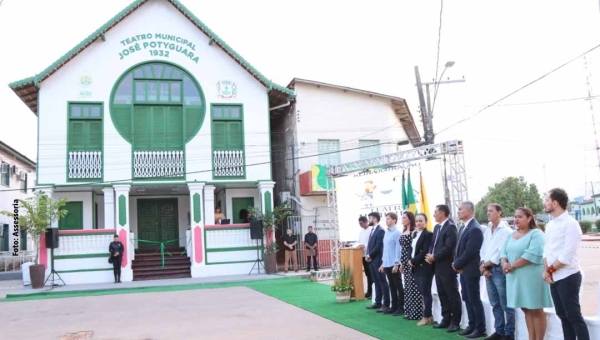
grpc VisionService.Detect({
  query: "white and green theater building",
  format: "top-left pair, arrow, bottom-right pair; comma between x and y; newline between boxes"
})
8,0 -> 294,284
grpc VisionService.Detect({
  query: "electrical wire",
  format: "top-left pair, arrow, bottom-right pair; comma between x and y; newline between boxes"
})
436,42 -> 600,135
432,0 -> 444,103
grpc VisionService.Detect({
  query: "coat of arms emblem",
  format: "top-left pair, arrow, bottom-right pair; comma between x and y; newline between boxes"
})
218,80 -> 237,98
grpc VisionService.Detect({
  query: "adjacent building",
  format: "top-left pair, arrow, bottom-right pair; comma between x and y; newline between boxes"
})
0,141 -> 36,253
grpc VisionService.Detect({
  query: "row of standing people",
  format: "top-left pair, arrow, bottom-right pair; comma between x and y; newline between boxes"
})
359,187 -> 590,340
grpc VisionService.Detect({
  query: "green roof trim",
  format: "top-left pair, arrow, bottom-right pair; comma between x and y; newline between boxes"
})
8,0 -> 294,97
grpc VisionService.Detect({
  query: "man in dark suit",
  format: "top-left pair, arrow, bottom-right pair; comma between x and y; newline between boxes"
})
426,204 -> 461,332
453,201 -> 486,339
364,212 -> 390,312
409,213 -> 434,326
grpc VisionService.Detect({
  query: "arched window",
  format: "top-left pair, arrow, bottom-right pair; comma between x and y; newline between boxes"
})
110,61 -> 205,150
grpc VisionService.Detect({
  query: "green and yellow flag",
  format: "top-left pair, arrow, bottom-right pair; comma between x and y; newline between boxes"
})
419,171 -> 433,231
406,169 -> 418,214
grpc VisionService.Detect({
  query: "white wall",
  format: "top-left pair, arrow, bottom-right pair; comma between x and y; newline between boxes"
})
53,191 -> 94,230
225,188 -> 260,222
0,148 -> 35,252
37,0 -> 272,185
293,83 -> 411,173
129,195 -> 190,248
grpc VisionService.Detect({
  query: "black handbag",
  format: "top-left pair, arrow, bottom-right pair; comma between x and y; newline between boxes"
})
108,256 -> 113,264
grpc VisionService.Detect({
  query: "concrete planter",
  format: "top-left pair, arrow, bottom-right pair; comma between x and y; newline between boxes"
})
264,252 -> 277,274
335,291 -> 351,303
29,264 -> 46,289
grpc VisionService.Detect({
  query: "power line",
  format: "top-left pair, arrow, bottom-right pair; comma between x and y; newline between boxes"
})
0,140 -> 401,193
433,0 -> 444,102
436,42 -> 600,135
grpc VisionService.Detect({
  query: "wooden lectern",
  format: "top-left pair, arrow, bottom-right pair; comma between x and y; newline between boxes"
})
340,248 -> 365,301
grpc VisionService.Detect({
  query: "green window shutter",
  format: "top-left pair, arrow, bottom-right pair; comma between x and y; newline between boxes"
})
134,107 -> 151,150
112,106 -> 132,142
58,202 -> 83,230
87,120 -> 102,150
166,106 -> 184,149
185,107 -> 202,142
227,121 -> 243,150
69,121 -> 85,151
151,107 -> 166,149
212,121 -> 227,150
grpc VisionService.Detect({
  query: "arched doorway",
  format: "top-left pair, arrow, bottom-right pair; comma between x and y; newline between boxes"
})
110,61 -> 206,179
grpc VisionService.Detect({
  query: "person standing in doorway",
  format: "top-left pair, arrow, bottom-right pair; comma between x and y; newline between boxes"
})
543,188 -> 590,340
304,226 -> 318,271
214,207 -> 226,224
355,215 -> 374,298
480,204 -> 515,340
365,212 -> 389,312
453,201 -> 486,339
109,235 -> 124,283
379,212 -> 403,315
426,204 -> 461,333
283,228 -> 299,273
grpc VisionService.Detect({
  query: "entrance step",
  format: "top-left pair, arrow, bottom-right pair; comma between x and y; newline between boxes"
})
132,247 -> 191,281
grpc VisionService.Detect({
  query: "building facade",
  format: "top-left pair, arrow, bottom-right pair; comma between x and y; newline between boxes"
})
9,0 -> 293,284
0,141 -> 36,254
270,79 -> 421,266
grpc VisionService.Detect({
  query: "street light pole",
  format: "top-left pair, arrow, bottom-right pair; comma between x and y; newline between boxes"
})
415,62 -> 465,145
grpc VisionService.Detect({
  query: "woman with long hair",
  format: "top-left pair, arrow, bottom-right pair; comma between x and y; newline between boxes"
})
408,213 -> 434,326
400,211 -> 424,320
500,207 -> 552,340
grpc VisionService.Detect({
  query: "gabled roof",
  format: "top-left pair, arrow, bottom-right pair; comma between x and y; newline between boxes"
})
8,0 -> 295,115
0,140 -> 36,169
288,78 -> 422,147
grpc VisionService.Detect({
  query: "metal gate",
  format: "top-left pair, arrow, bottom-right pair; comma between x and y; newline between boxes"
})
285,207 -> 335,270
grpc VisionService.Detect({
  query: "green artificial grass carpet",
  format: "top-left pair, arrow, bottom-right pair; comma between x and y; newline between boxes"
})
3,277 -> 461,340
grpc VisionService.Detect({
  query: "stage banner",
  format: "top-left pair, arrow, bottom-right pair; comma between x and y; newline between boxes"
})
335,167 -> 404,242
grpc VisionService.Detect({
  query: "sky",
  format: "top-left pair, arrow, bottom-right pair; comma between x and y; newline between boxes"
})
2,0 -> 600,204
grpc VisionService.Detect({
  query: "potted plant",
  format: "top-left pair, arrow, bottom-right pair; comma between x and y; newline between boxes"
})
263,242 -> 279,274
249,202 -> 292,274
1,191 -> 68,288
331,265 -> 354,302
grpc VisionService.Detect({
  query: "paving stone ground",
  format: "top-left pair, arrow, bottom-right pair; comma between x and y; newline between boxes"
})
1,286 -> 375,340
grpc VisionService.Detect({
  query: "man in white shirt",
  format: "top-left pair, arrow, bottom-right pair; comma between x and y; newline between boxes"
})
355,215 -> 374,298
543,188 -> 590,340
479,204 -> 515,340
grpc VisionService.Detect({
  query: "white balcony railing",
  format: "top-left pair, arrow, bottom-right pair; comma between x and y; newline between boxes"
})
213,150 -> 244,177
68,151 -> 102,179
133,150 -> 184,178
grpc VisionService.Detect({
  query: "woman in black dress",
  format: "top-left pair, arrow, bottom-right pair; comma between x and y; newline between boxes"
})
109,235 -> 124,283
400,211 -> 424,320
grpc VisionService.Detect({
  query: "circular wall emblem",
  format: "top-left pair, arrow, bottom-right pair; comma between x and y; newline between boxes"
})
80,76 -> 93,87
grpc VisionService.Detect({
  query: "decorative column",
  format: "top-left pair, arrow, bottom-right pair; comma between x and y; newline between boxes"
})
113,184 -> 132,281
257,181 -> 275,244
188,182 -> 205,277
204,185 -> 216,227
102,187 -> 115,230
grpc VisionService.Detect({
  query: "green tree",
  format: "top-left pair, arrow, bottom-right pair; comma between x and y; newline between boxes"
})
1,191 -> 68,265
475,176 -> 543,223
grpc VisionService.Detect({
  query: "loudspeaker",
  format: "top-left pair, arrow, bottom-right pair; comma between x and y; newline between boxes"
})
45,228 -> 59,249
250,220 -> 264,240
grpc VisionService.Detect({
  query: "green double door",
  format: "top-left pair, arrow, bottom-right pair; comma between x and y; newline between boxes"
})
137,199 -> 179,248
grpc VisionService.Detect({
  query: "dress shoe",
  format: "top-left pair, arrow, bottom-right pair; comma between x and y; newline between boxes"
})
383,308 -> 396,315
503,336 -> 514,340
365,292 -> 372,299
392,311 -> 403,316
459,327 -> 474,336
377,306 -> 388,313
465,332 -> 488,339
446,324 -> 460,332
365,304 -> 382,310
433,322 -> 450,329
484,333 -> 505,340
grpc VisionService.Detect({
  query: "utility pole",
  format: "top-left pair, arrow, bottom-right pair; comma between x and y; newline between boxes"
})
415,64 -> 465,145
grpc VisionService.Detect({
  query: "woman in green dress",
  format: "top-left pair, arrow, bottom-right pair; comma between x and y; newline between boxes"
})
500,207 -> 552,340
